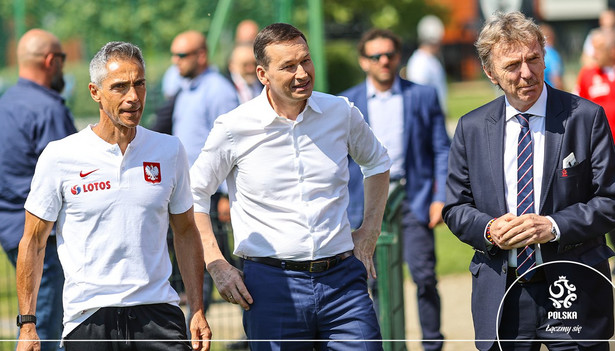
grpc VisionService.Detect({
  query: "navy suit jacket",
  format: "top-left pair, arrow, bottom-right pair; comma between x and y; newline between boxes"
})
341,79 -> 450,228
443,85 -> 615,350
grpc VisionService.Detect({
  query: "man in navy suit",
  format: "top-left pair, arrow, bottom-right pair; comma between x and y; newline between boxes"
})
341,28 -> 450,351
443,12 -> 615,350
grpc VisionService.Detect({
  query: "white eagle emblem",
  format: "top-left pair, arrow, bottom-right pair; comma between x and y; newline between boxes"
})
143,162 -> 161,183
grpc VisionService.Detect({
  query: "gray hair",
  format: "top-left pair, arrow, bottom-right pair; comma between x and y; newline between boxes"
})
89,41 -> 145,87
475,11 -> 545,73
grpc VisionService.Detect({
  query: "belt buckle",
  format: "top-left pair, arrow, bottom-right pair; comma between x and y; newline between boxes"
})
309,260 -> 330,272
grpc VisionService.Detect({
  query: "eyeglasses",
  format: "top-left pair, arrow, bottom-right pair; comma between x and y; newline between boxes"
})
171,51 -> 198,59
34,52 -> 66,62
364,51 -> 397,62
51,52 -> 67,63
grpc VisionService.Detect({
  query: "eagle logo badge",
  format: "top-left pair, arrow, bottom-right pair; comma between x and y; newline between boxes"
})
143,162 -> 161,184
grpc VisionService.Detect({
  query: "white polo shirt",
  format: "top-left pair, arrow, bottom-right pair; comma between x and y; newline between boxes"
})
25,125 -> 193,337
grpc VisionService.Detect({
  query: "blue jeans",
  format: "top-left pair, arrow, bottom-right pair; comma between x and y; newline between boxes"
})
7,235 -> 64,351
242,255 -> 382,351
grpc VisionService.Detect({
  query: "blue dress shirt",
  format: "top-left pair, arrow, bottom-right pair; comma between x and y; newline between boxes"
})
172,68 -> 239,165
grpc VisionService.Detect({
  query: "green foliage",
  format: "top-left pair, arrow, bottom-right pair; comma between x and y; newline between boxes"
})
323,0 -> 450,41
435,224 -> 474,276
325,40 -> 363,95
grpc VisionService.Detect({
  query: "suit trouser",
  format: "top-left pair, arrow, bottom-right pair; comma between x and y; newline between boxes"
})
493,261 -> 612,351
242,255 -> 382,351
400,200 -> 444,351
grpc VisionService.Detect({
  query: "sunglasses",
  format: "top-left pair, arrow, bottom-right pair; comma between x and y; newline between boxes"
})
171,51 -> 198,59
51,52 -> 67,62
364,52 -> 397,62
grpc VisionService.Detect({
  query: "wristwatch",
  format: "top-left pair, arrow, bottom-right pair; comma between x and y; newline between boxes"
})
550,224 -> 559,241
16,314 -> 36,327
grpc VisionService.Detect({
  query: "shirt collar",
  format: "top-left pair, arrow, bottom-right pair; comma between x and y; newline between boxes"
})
505,83 -> 548,121
17,77 -> 66,104
258,88 -> 323,127
181,66 -> 218,91
366,76 -> 402,99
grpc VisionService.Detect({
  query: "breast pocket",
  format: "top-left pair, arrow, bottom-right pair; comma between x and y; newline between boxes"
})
553,159 -> 590,204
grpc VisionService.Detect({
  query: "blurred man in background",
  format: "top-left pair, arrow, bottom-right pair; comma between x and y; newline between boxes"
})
228,43 -> 262,104
342,28 -> 449,351
0,28 -> 77,351
540,23 -> 564,90
581,8 -> 615,68
170,30 -> 239,315
576,28 -> 615,138
406,15 -> 448,113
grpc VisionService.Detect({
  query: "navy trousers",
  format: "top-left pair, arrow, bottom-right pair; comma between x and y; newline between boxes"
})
400,201 -> 444,351
242,255 -> 382,351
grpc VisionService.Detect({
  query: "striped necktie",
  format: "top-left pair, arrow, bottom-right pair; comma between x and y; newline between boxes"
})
515,113 -> 536,279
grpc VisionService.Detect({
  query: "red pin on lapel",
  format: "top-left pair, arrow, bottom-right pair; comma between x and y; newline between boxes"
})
561,169 -> 568,177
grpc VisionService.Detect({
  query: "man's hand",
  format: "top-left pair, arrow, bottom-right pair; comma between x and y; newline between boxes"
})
490,213 -> 554,250
352,227 -> 379,279
16,325 -> 40,351
189,310 -> 211,351
207,259 -> 253,310
428,201 -> 445,229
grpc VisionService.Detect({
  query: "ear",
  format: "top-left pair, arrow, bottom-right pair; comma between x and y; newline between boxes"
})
198,49 -> 208,66
88,82 -> 101,103
483,65 -> 498,85
43,53 -> 55,69
256,65 -> 268,86
358,57 -> 370,72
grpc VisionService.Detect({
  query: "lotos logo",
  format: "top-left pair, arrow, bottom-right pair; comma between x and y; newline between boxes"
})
71,185 -> 82,195
71,181 -> 111,195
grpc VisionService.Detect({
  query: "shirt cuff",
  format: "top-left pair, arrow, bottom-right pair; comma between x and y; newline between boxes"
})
546,216 -> 561,242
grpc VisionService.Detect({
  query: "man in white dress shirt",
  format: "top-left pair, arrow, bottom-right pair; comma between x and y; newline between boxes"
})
191,23 -> 391,350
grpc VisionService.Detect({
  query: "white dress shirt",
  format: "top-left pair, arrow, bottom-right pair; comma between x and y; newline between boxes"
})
502,84 -> 559,266
191,89 -> 391,260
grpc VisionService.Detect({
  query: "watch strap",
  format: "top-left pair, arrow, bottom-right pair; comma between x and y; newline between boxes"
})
16,314 -> 37,327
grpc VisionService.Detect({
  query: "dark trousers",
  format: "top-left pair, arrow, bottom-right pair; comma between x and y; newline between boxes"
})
400,201 -> 443,351
63,303 -> 190,351
242,256 -> 382,351
494,261 -> 613,351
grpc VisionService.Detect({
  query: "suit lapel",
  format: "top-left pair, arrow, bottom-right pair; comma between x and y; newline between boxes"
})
540,87 -> 566,214
486,99 -> 508,214
356,83 -> 370,123
401,81 -> 413,155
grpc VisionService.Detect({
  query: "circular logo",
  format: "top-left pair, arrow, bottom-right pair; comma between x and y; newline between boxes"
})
70,185 -> 81,195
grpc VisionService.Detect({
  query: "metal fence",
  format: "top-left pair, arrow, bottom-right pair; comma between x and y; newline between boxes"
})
0,251 -> 18,351
0,243 -> 245,351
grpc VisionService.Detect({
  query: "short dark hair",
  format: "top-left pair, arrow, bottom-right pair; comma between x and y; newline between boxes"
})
254,23 -> 307,68
357,28 -> 402,57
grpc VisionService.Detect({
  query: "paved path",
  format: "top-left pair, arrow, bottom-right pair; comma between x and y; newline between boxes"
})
404,273 -> 475,351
